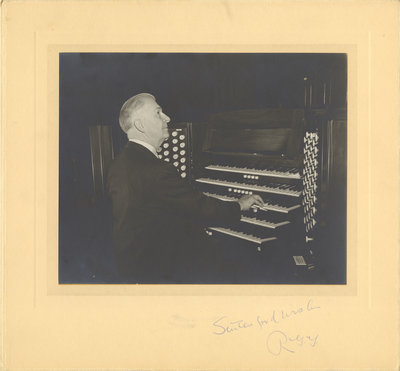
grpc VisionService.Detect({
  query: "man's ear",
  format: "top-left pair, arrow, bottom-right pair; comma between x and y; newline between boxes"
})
133,118 -> 145,133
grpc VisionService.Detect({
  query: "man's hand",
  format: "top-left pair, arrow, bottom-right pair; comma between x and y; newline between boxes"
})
238,194 -> 264,211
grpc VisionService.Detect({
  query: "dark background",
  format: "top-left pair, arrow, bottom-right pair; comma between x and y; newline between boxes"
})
59,53 -> 347,283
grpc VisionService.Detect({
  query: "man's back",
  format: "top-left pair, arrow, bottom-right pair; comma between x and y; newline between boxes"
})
108,141 -> 241,282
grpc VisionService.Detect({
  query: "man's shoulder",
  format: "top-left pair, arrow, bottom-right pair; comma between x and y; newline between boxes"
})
109,143 -> 167,175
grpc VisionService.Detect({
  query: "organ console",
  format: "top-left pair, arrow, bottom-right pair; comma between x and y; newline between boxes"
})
193,109 -> 306,256
160,108 -> 346,282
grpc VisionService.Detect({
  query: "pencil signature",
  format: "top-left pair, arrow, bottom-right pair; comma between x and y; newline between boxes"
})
266,330 -> 319,355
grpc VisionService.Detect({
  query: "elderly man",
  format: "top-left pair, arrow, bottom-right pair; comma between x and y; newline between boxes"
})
108,93 -> 264,283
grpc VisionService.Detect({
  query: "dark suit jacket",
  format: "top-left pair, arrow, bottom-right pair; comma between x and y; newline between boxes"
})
107,141 -> 241,282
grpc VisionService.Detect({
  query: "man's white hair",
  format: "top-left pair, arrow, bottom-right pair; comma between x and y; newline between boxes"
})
119,93 -> 155,133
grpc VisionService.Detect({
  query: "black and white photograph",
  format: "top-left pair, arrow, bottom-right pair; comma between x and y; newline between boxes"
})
59,53 -> 347,284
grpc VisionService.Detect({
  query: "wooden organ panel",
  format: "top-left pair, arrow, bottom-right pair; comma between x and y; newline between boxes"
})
89,125 -> 115,200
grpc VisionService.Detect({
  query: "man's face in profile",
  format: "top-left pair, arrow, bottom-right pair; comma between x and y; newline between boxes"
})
139,97 -> 171,149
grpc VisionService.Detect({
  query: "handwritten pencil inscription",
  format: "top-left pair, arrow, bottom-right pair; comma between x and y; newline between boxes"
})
266,330 -> 319,355
210,298 -> 321,356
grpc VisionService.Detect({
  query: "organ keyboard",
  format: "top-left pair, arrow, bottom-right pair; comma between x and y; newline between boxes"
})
205,164 -> 301,179
203,192 -> 301,213
207,227 -> 277,245
196,178 -> 302,197
240,216 -> 290,229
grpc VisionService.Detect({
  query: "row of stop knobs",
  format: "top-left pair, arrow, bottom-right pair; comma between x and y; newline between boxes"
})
303,132 -> 319,234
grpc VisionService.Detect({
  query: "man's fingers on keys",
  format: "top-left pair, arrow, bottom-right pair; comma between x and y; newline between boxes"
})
253,195 -> 264,206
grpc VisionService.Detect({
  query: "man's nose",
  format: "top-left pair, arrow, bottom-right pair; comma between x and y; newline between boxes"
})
162,113 -> 171,123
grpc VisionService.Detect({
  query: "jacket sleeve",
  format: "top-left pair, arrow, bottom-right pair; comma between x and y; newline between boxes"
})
154,163 -> 241,226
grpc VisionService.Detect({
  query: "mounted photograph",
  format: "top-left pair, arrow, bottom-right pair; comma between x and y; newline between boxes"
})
58,53 -> 347,284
